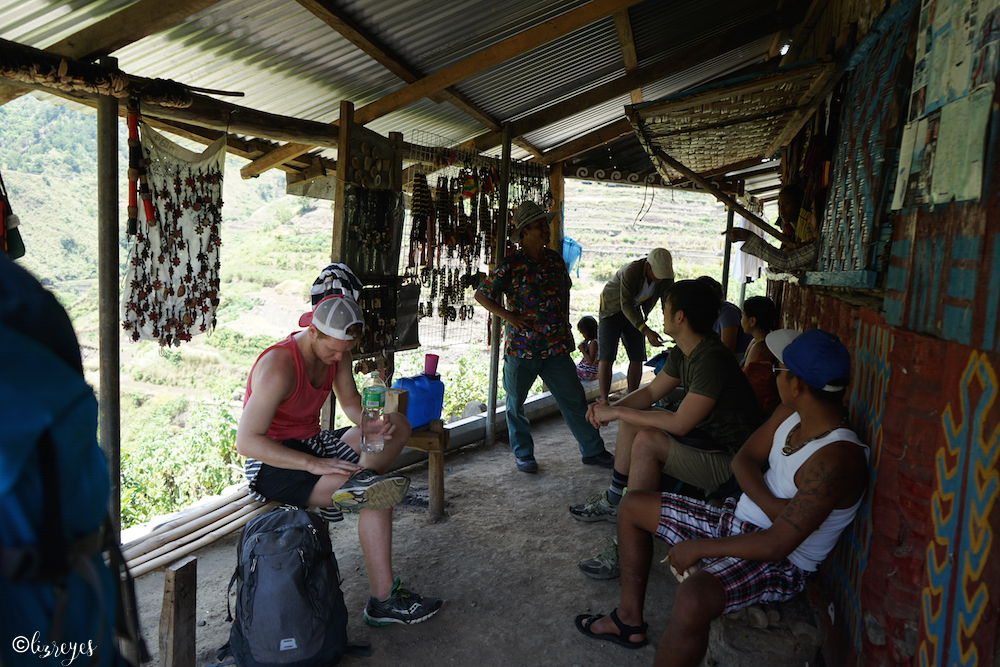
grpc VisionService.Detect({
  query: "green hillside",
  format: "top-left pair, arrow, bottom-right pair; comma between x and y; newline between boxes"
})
1,94 -> 763,526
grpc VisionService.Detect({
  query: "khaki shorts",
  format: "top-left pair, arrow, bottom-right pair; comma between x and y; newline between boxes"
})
661,436 -> 734,493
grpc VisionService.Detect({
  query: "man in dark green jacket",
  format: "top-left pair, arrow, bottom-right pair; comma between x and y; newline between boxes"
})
597,248 -> 674,402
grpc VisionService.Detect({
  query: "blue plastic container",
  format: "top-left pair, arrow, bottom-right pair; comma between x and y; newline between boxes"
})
391,373 -> 445,429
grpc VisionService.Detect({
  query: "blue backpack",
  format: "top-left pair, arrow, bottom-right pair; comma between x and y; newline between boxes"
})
0,256 -> 146,666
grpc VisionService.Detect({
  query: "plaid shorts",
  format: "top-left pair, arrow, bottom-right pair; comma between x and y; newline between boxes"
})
654,494 -> 809,614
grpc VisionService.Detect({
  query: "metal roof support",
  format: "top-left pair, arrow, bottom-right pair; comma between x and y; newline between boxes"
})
486,123 -> 512,447
97,58 -> 121,533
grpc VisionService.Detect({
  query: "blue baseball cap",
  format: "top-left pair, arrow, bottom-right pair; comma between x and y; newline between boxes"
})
765,328 -> 851,392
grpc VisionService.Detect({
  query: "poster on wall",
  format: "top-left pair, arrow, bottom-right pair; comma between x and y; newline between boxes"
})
971,3 -> 1000,88
931,82 -> 994,201
904,116 -> 933,207
898,0 -> 997,207
892,123 -> 919,209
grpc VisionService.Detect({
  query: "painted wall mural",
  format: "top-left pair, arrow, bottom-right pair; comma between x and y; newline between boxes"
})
919,351 -> 1000,667
831,317 -> 892,649
884,229 -> 1000,351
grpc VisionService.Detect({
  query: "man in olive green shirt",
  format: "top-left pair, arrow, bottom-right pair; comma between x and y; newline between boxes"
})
597,248 -> 674,403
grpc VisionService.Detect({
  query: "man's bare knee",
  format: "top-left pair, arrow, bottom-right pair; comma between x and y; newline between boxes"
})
671,572 -> 727,628
632,427 -> 670,460
619,490 -> 663,533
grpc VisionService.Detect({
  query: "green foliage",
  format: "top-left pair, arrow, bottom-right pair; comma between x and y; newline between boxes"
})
204,328 -> 277,358
119,393 -> 243,527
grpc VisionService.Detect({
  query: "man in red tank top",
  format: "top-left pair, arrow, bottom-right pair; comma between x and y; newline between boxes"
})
237,287 -> 442,626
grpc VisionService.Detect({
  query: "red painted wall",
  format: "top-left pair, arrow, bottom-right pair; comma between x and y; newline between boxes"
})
773,285 -> 1000,667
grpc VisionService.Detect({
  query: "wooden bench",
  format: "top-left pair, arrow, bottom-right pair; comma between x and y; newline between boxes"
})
388,389 -> 448,519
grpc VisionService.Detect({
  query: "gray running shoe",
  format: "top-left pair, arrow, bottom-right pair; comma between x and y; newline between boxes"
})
332,468 -> 410,511
578,536 -> 620,579
363,577 -> 443,625
569,490 -> 618,523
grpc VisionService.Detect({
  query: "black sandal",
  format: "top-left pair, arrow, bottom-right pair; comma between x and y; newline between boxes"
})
574,608 -> 648,649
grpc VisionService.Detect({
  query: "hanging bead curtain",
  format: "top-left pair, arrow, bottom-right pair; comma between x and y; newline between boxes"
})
121,123 -> 225,346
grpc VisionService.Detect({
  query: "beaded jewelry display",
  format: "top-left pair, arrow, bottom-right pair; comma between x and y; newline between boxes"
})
122,121 -> 224,347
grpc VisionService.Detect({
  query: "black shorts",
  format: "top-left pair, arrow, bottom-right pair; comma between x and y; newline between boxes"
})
251,427 -> 357,507
598,310 -> 646,362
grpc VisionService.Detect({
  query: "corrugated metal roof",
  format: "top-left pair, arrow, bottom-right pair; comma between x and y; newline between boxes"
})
0,0 -> 801,175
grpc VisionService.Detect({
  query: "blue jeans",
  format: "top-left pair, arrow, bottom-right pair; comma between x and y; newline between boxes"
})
502,353 -> 607,459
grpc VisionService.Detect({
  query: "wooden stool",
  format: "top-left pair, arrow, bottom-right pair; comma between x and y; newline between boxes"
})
404,419 -> 448,518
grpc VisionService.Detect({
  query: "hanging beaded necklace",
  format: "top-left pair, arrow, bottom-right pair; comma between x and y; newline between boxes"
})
782,416 -> 850,456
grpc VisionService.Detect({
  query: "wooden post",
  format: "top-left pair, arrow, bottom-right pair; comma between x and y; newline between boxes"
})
321,100 -> 355,429
721,206 -> 735,298
159,556 -> 197,667
427,419 -> 446,519
331,100 -> 353,263
486,123 -> 512,446
97,56 -> 121,534
548,160 -> 564,250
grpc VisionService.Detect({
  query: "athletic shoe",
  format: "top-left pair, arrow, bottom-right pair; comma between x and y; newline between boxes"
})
515,455 -> 538,473
578,536 -> 620,579
581,450 -> 615,468
331,468 -> 410,511
363,577 -> 443,626
569,490 -> 618,523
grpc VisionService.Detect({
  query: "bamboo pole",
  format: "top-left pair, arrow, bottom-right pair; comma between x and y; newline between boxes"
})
129,504 -> 275,578
120,486 -> 251,552
126,501 -> 263,569
121,494 -> 257,561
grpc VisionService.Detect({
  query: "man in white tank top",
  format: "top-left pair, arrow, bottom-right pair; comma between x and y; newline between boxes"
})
575,329 -> 869,667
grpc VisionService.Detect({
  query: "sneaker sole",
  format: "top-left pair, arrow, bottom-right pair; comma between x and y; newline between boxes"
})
363,604 -> 442,626
569,510 -> 618,523
332,476 -> 410,511
578,562 -> 620,580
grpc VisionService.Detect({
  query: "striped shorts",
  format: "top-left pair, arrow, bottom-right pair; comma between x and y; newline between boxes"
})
245,427 -> 358,523
654,494 -> 809,614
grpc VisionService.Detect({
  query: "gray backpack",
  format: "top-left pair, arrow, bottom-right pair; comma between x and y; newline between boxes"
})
221,508 -> 362,667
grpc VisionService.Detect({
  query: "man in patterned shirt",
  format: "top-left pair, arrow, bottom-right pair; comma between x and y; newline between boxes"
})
475,201 -> 613,473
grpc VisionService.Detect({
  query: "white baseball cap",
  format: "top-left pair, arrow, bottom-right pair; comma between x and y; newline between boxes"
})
299,295 -> 365,340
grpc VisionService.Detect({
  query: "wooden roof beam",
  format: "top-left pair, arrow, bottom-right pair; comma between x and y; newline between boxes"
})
468,9 -> 802,153
240,141 -> 321,179
0,67 -> 338,151
613,9 -> 642,105
142,117 -> 336,177
352,0 -> 646,125
0,0 -> 221,106
296,0 -> 502,132
781,0 -> 832,65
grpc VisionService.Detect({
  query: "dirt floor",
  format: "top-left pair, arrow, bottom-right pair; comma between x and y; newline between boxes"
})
132,414 -> 684,667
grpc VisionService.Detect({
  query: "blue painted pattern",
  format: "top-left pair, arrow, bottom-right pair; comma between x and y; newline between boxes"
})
833,319 -> 890,649
818,0 -> 917,278
919,353 -> 1000,667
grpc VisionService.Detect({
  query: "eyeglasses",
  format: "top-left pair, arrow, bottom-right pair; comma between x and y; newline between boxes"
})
772,366 -> 791,377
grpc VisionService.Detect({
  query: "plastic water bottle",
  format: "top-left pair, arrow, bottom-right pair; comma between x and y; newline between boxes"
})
361,372 -> 387,454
